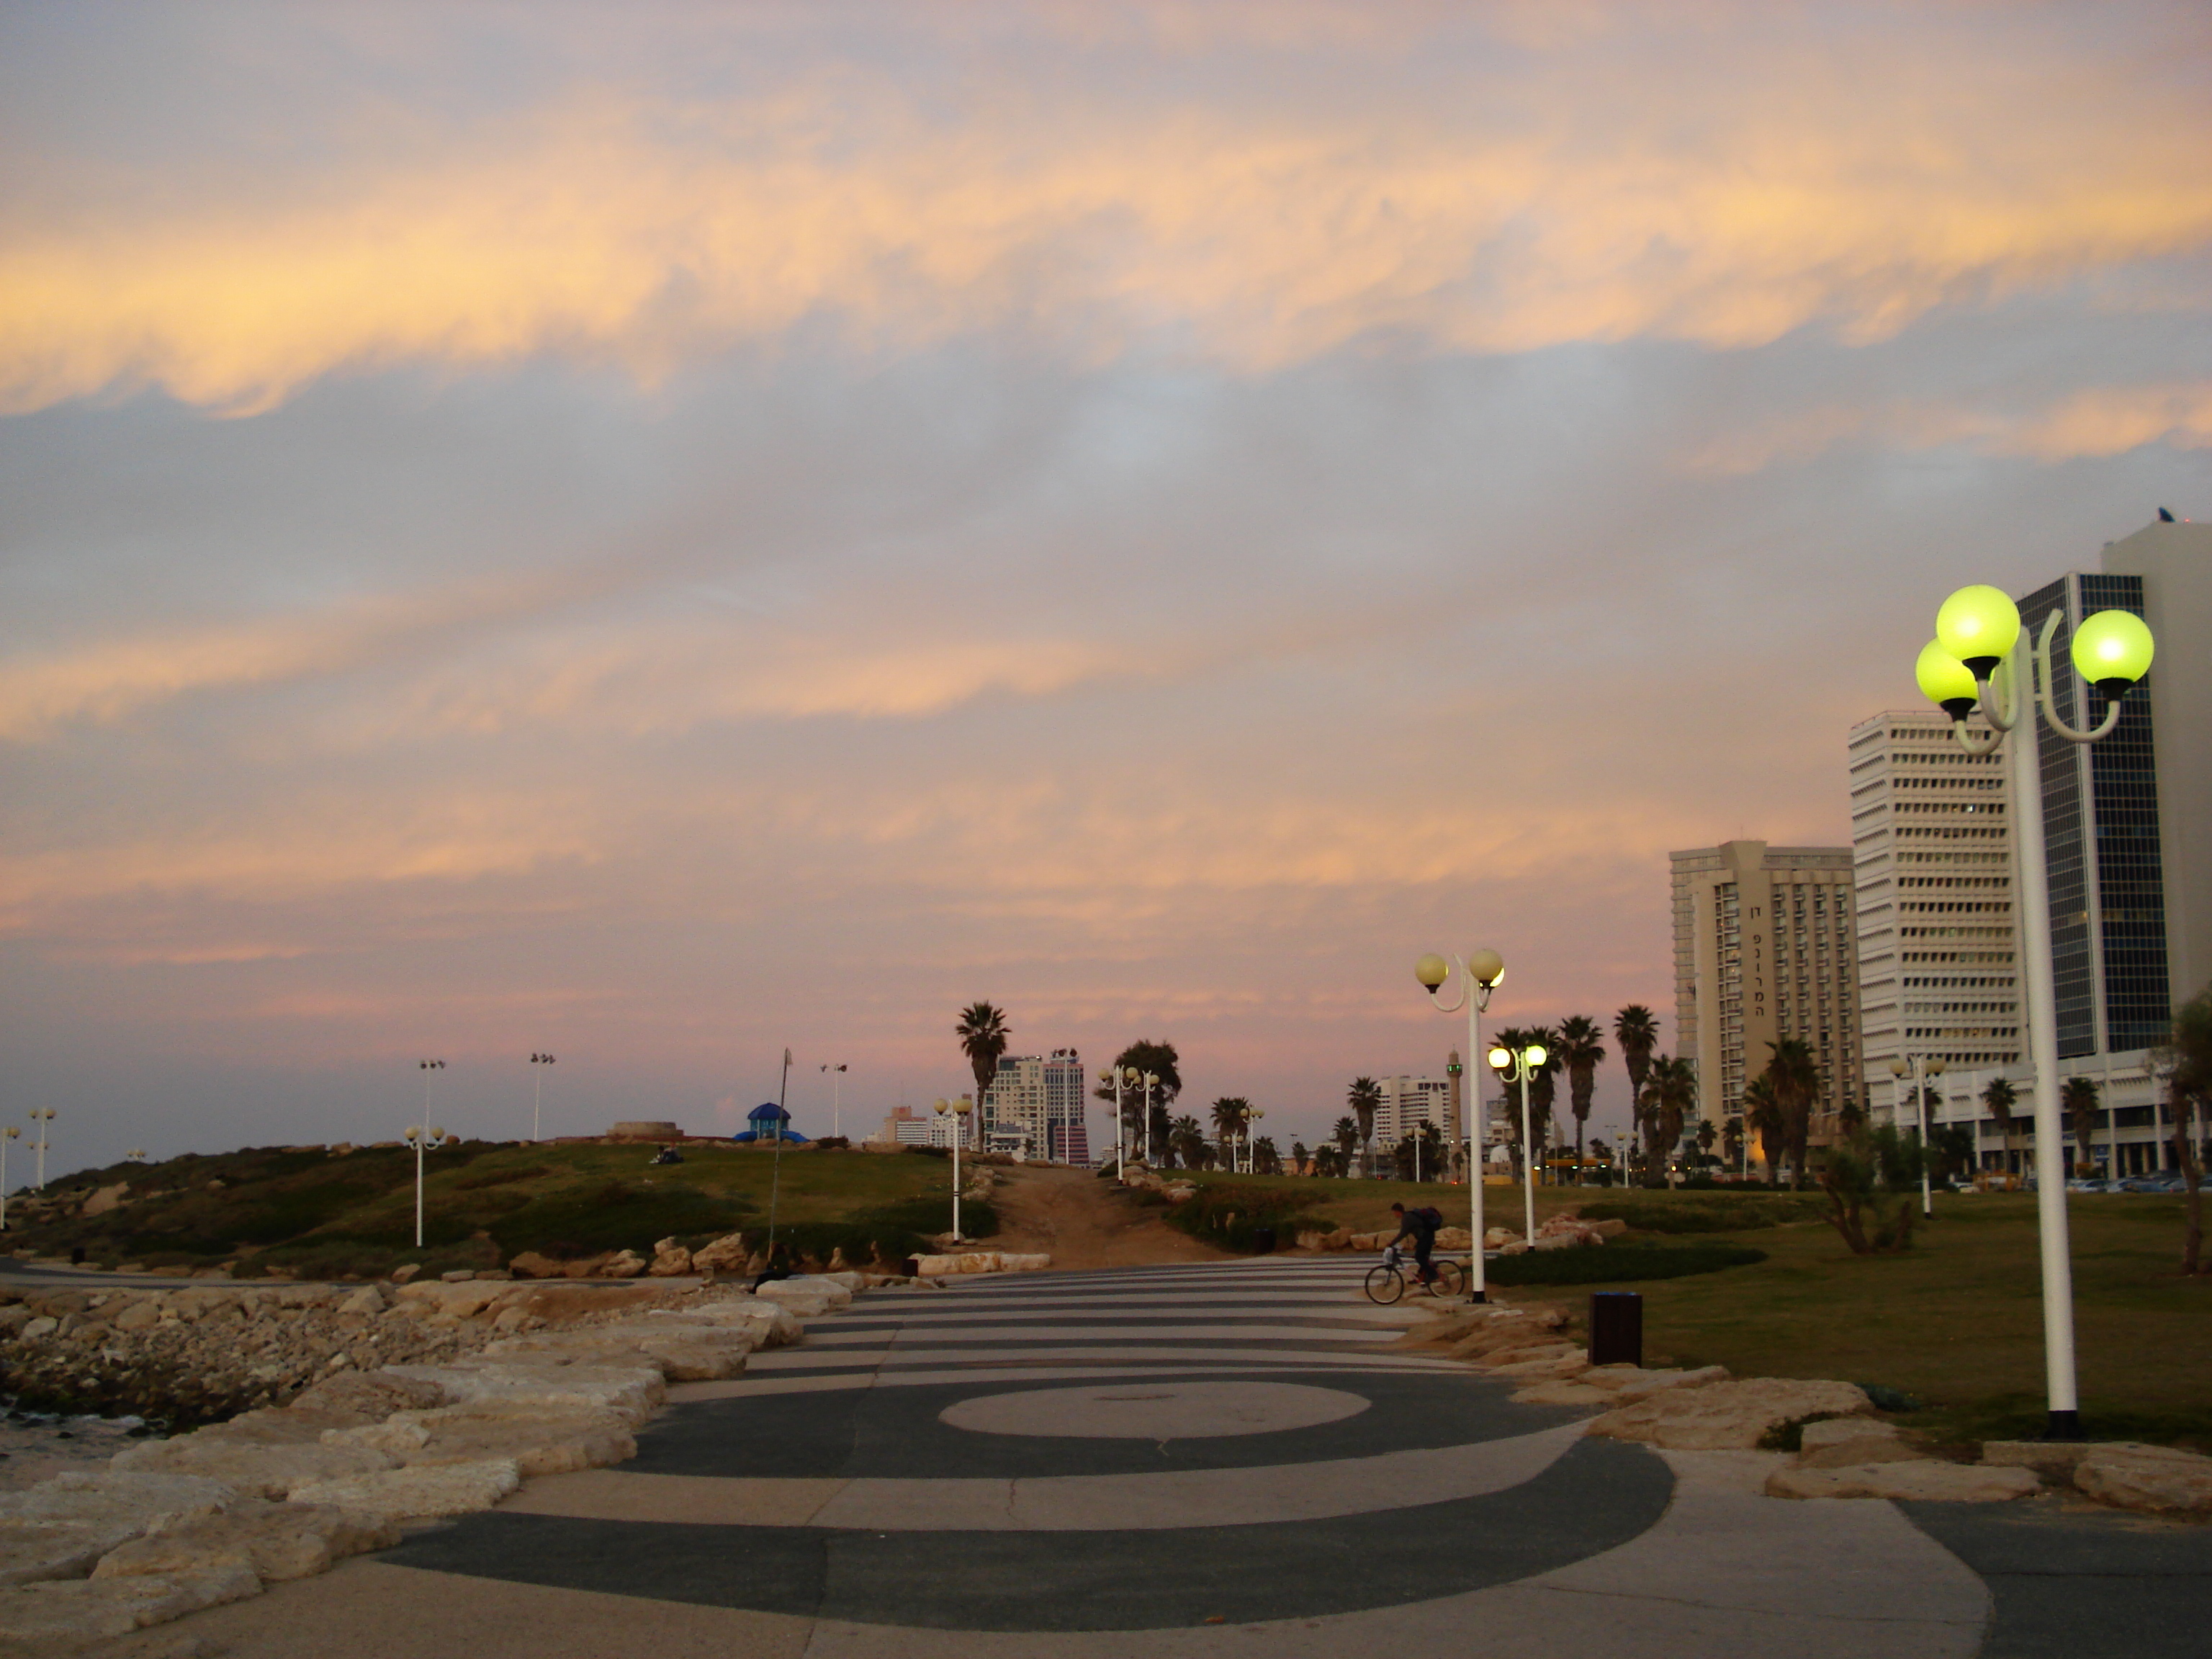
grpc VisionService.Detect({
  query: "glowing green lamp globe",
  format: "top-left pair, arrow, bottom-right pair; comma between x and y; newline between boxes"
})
2070,609 -> 2154,701
1935,584 -> 2020,678
1915,639 -> 1981,721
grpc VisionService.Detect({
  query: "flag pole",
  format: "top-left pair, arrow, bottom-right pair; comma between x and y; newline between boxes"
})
767,1047 -> 792,1264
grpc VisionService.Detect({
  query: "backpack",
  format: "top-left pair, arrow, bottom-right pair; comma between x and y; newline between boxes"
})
1416,1206 -> 1444,1229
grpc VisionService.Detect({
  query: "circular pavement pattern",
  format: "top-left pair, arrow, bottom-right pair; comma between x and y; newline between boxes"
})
939,1378 -> 1370,1439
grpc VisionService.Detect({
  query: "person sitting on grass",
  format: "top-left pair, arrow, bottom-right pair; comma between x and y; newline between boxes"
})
1388,1200 -> 1444,1282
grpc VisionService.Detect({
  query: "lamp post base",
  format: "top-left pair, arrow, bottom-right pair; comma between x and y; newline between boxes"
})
2044,1409 -> 2084,1442
1465,1289 -> 1487,1304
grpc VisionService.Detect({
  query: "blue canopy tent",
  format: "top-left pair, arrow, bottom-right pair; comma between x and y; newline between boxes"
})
732,1102 -> 809,1144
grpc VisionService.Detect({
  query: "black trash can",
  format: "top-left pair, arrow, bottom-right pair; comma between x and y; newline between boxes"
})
1249,1226 -> 1277,1254
1589,1291 -> 1642,1367
71,1245 -> 86,1266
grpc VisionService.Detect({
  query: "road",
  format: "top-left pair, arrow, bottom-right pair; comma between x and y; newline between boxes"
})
94,1258 -> 2212,1658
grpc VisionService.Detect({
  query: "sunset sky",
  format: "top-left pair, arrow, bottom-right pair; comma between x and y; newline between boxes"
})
4,2 -> 2208,1175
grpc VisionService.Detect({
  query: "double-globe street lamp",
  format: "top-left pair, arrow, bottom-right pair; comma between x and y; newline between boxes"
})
27,1109 -> 55,1192
933,1095 -> 974,1241
1887,1052 -> 1947,1221
1,1126 -> 18,1229
1416,948 -> 1506,1303
402,1122 -> 446,1250
1915,582 -> 2154,1440
821,1063 -> 848,1141
1488,1039 -> 1549,1253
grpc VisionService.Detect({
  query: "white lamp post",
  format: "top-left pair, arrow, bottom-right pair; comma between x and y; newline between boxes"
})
821,1063 -> 848,1141
1488,1040 -> 1549,1250
27,1109 -> 55,1192
1888,1053 -> 1946,1219
1242,1107 -> 1264,1173
1,1126 -> 17,1228
1916,583 -> 2155,1440
402,1121 -> 446,1250
1416,948 -> 1506,1302
529,1053 -> 554,1143
934,1095 -> 974,1241
1141,1071 -> 1161,1165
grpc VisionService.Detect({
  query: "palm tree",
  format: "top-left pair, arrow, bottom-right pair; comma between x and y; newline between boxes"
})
1614,1005 -> 1660,1131
1347,1077 -> 1382,1178
1983,1076 -> 2019,1176
1526,1027 -> 1563,1161
2153,986 -> 2211,1274
1642,1054 -> 1696,1187
2062,1076 -> 2100,1176
1330,1114 -> 1360,1174
954,1002 -> 1010,1150
1167,1114 -> 1208,1170
1250,1136 -> 1281,1176
1743,1076 -> 1784,1187
1210,1097 -> 1252,1166
1097,1040 -> 1182,1160
1762,1038 -> 1821,1190
1555,1015 -> 1607,1168
1290,1138 -> 1310,1174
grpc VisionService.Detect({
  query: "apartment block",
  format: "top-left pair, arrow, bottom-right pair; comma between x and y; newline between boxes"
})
1375,1074 -> 1453,1145
1849,709 -> 2022,1121
981,1048 -> 1090,1162
1672,840 -> 1860,1156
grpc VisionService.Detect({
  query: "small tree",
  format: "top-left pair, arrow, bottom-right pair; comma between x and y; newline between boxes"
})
1818,1125 -> 1926,1254
1250,1136 -> 1281,1176
1929,1124 -> 1976,1188
2062,1076 -> 2101,1176
2153,985 -> 2211,1275
1744,1077 -> 1784,1187
1982,1076 -> 2019,1176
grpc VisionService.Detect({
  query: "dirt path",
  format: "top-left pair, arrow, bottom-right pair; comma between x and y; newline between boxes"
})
983,1166 -> 1230,1270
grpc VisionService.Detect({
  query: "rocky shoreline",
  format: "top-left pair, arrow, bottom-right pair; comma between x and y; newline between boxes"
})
0,1268 -> 886,1648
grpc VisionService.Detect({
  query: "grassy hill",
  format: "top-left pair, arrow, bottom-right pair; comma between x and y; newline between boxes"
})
3,1140 -> 992,1280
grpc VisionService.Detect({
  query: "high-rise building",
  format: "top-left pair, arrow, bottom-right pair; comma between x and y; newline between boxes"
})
981,1048 -> 1089,1162
1375,1075 -> 1453,1146
1848,709 -> 2022,1123
1671,840 -> 1860,1158
1856,518 -> 2207,1178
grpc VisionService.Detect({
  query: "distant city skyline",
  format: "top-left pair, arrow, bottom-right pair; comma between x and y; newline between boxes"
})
3,5 -> 2206,1180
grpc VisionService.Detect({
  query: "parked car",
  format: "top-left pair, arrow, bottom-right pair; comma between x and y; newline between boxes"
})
2118,1174 -> 2184,1193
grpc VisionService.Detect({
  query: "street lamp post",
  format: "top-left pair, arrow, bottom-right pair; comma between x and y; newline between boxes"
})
1917,583 -> 2155,1440
1888,1053 -> 1946,1220
27,1109 -> 55,1191
821,1064 -> 848,1141
1416,948 -> 1506,1302
935,1095 -> 974,1240
1141,1072 -> 1160,1165
403,1121 -> 446,1250
1,1126 -> 17,1228
1488,1040 -> 1549,1249
529,1053 -> 554,1143
1243,1107 -> 1264,1173
1100,1069 -> 1123,1178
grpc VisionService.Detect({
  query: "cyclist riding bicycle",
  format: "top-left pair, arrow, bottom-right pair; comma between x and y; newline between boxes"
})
1388,1201 -> 1445,1283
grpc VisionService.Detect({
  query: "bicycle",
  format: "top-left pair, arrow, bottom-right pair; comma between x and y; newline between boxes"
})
1364,1244 -> 1466,1305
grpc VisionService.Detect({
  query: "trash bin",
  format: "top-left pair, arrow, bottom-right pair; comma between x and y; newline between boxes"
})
1249,1226 -> 1276,1254
1589,1291 -> 1642,1367
71,1246 -> 86,1267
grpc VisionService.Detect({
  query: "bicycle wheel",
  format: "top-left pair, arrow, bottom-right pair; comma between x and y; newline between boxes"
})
1429,1259 -> 1466,1298
1363,1264 -> 1405,1305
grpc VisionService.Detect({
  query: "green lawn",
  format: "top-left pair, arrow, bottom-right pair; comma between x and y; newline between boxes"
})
9,1141 -> 979,1279
1181,1173 -> 2212,1448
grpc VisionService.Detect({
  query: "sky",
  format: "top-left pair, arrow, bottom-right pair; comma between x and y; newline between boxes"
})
3,1 -> 2208,1180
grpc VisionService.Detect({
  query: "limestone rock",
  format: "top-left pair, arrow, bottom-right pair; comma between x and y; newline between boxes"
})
394,1281 -> 505,1320
507,1251 -> 566,1280
672,1299 -> 801,1349
1473,1341 -> 1581,1370
2074,1442 -> 2212,1515
112,1435 -> 397,1501
286,1457 -> 521,1524
1485,1349 -> 1591,1380
1580,1365 -> 1729,1403
689,1232 -> 751,1274
754,1275 -> 854,1313
333,1286 -> 385,1317
647,1238 -> 693,1277
289,1370 -> 448,1420
336,1404 -> 635,1478
0,1473 -> 237,1586
1766,1462 -> 2040,1502
380,1359 -> 665,1425
0,1565 -> 260,1642
1587,1378 -> 1874,1450
1979,1439 -> 2092,1483
92,1498 -> 397,1583
1797,1417 -> 1926,1469
1510,1381 -> 1613,1407
601,1250 -> 648,1279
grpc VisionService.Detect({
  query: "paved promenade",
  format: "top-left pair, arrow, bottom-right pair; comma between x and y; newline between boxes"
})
132,1259 -> 2205,1659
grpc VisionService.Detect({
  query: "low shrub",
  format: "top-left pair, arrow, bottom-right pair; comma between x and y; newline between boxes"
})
1483,1242 -> 1767,1285
1578,1195 -> 1822,1233
1166,1184 -> 1326,1253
